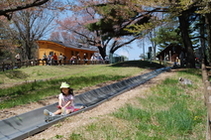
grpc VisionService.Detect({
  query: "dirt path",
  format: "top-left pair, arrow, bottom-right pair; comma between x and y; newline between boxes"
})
22,70 -> 176,140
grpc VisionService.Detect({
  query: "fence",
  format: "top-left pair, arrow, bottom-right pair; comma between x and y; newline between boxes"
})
201,60 -> 211,140
1,59 -> 39,72
0,59 -> 110,72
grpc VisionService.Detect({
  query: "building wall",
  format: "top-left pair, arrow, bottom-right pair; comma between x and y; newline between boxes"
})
37,40 -> 96,61
157,45 -> 182,62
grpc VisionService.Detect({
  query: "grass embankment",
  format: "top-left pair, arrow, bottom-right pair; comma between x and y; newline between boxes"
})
66,69 -> 205,140
0,61 -> 206,139
0,60 -> 161,109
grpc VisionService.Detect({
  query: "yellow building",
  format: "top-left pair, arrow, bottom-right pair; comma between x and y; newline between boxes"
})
36,40 -> 97,64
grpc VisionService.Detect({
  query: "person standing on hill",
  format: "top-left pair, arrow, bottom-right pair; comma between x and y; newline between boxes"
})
58,53 -> 64,65
47,53 -> 52,65
63,54 -> 66,65
83,53 -> 88,64
91,54 -> 97,64
15,53 -> 21,68
52,53 -> 58,65
15,53 -> 21,62
42,53 -> 48,65
76,53 -> 80,64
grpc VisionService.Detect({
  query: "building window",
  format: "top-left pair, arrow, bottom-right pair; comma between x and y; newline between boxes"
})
71,51 -> 74,56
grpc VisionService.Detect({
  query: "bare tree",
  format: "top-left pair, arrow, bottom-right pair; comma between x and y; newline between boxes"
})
10,7 -> 55,60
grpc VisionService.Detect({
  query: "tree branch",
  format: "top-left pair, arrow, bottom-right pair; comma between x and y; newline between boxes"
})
0,0 -> 50,20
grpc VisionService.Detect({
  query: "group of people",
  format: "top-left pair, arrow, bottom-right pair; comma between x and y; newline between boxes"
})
69,53 -> 109,65
69,53 -> 82,64
43,52 -> 89,65
15,52 -> 110,66
69,53 -> 90,64
90,53 -> 109,64
43,53 -> 66,65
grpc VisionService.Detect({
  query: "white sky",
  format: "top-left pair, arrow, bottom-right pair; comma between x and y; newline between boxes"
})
115,40 -> 151,60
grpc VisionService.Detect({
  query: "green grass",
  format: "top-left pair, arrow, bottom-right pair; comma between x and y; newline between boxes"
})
0,75 -> 128,108
0,61 -> 161,109
0,61 -> 205,139
67,68 -> 206,140
0,64 -> 151,85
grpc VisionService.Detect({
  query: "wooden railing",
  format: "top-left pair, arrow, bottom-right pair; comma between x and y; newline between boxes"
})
0,59 -> 110,72
1,59 -> 39,72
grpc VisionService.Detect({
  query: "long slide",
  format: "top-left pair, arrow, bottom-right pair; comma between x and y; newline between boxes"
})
0,67 -> 170,140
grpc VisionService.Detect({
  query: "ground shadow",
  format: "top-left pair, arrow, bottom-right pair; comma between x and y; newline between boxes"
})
4,70 -> 29,79
111,60 -> 165,69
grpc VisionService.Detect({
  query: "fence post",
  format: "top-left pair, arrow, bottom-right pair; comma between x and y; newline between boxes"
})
207,87 -> 211,140
36,59 -> 38,65
26,60 -> 28,67
11,62 -> 13,70
202,63 -> 208,82
202,61 -> 211,139
32,59 -> 35,66
2,62 -> 4,72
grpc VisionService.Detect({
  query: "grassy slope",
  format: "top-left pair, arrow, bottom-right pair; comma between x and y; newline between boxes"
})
0,61 -> 206,139
0,60 -> 163,85
67,69 -> 206,140
0,60 -> 163,109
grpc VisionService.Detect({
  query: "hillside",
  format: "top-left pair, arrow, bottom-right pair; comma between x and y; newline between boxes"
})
1,61 -> 204,140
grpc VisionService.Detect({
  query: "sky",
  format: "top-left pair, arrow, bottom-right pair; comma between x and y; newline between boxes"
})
115,40 -> 151,60
116,45 -> 141,60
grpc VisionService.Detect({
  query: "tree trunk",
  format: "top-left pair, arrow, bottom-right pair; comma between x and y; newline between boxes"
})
97,46 -> 106,59
205,13 -> 211,65
200,15 -> 209,66
24,40 -> 31,60
178,11 -> 195,68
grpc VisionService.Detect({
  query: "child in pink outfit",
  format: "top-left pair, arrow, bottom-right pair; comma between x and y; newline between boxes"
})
44,82 -> 75,116
55,82 -> 75,115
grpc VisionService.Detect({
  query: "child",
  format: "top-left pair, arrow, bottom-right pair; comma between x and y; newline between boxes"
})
44,82 -> 75,116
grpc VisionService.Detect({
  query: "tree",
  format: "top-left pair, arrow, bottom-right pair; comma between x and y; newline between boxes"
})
178,10 -> 196,68
0,16 -> 21,62
152,27 -> 182,49
0,0 -> 51,20
58,0 -> 211,67
52,0 -> 155,59
9,6 -> 55,60
123,0 -> 210,67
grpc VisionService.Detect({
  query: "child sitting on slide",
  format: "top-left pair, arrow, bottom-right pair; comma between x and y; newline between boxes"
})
44,82 -> 75,116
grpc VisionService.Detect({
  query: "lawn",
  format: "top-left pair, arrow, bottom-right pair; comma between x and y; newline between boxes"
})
0,60 -> 161,109
68,69 -> 206,140
0,61 -> 206,139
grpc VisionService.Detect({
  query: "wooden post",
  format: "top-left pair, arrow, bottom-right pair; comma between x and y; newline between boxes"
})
205,81 -> 211,105
201,59 -> 211,139
202,62 -> 209,105
33,59 -> 35,66
2,62 -> 4,72
11,62 -> 13,70
26,60 -> 28,67
207,89 -> 211,140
